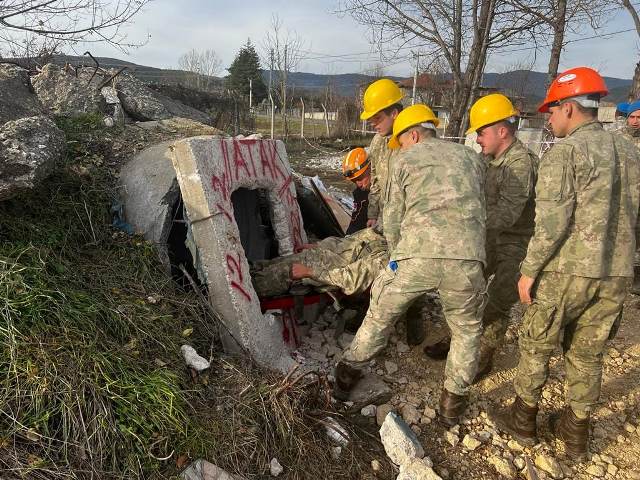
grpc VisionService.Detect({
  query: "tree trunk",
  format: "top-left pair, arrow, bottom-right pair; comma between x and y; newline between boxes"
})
547,0 -> 567,87
630,61 -> 640,101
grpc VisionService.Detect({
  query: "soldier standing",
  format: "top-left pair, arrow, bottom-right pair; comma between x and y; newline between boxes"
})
424,94 -> 538,380
490,67 -> 640,459
616,99 -> 640,149
335,105 -> 488,427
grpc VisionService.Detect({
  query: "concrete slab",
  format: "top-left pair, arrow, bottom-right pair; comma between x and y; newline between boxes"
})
170,137 -> 307,372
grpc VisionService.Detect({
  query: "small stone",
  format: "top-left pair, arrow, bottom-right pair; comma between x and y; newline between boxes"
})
397,457 -> 441,480
270,457 -> 283,477
513,456 -> 525,471
377,403 -> 394,427
397,341 -> 410,353
624,422 -> 636,433
444,431 -> 459,447
371,459 -> 381,472
331,446 -> 342,460
599,454 -> 613,464
401,403 -> 421,426
398,376 -> 408,384
462,434 -> 481,451
337,333 -> 354,349
507,439 -> 525,452
607,464 -> 618,475
379,412 -> 425,466
361,404 -> 377,417
535,453 -> 564,479
616,434 -> 626,443
585,464 -> 606,477
593,426 -> 607,439
411,425 -> 422,435
607,348 -> 620,358
476,430 -> 492,443
385,361 -> 399,375
423,406 -> 437,420
488,456 -> 516,478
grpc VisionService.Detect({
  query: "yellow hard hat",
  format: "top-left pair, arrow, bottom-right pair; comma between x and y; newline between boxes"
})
388,104 -> 440,149
342,148 -> 370,180
466,93 -> 519,134
360,79 -> 404,120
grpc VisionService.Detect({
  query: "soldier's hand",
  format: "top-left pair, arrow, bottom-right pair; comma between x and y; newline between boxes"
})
518,274 -> 535,304
291,263 -> 313,280
367,219 -> 377,228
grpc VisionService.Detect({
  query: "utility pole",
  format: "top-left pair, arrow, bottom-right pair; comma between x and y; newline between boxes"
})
411,52 -> 419,105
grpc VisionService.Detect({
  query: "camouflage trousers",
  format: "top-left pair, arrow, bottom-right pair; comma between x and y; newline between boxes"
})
341,258 -> 487,396
514,272 -> 630,414
482,239 -> 528,348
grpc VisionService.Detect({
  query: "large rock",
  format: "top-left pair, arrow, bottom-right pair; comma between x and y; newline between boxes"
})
114,72 -> 212,124
379,412 -> 425,466
0,116 -> 65,200
32,63 -> 106,116
0,64 -> 44,125
397,458 -> 442,480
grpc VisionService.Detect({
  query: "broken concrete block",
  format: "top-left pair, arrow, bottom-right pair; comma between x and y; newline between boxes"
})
397,458 -> 442,480
181,345 -> 210,372
379,412 -> 425,466
169,137 -> 307,372
180,459 -> 245,480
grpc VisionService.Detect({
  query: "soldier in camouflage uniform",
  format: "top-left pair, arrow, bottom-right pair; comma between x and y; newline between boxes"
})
251,227 -> 388,297
616,100 -> 640,150
491,67 -> 640,459
335,105 -> 488,427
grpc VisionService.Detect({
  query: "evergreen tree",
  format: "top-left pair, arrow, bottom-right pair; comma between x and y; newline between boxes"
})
226,39 -> 267,102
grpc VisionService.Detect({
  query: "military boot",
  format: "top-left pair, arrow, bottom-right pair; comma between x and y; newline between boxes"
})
333,362 -> 363,401
423,336 -> 451,360
438,389 -> 467,427
550,407 -> 590,460
489,396 -> 538,446
473,345 -> 496,383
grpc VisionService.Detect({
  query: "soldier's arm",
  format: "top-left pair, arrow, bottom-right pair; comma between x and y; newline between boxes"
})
312,252 -> 388,296
487,154 -> 537,232
382,161 -> 404,253
520,146 -> 576,279
367,135 -> 381,221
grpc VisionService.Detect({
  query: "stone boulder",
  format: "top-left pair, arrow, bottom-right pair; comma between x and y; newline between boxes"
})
0,64 -> 44,125
379,412 -> 425,466
32,63 -> 106,116
113,72 -> 212,125
0,116 -> 65,200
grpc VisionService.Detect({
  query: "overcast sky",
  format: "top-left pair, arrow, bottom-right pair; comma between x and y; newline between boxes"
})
84,0 -> 638,80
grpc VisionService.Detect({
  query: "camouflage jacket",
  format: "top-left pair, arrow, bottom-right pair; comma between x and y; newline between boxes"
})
521,121 -> 640,279
617,125 -> 640,151
310,227 -> 388,295
384,137 -> 487,263
485,139 -> 538,256
367,133 -> 398,226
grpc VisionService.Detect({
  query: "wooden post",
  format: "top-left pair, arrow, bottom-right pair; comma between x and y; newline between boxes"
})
300,97 -> 305,139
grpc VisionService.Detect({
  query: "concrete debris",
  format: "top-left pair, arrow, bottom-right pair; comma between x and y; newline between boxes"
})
0,116 -> 65,201
461,434 -> 481,451
32,63 -> 106,116
269,458 -> 283,477
397,457 -> 442,480
324,416 -> 350,446
181,345 -> 210,372
114,71 -> 212,124
534,453 -> 564,479
348,373 -> 393,409
361,404 -> 377,417
0,64 -> 44,124
488,456 -> 517,478
170,137 -> 306,372
180,459 -> 246,480
379,412 -> 425,466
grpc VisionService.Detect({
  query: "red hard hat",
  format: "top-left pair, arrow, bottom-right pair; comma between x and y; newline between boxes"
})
538,67 -> 608,113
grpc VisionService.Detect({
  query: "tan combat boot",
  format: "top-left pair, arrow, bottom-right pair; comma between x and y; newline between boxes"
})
333,361 -> 363,401
550,407 -> 590,460
490,396 -> 539,446
438,389 -> 468,427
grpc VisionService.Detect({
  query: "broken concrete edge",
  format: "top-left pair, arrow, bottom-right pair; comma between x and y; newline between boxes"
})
169,136 -> 307,373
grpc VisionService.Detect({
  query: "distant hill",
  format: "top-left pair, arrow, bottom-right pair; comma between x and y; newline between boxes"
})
13,54 -> 632,103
